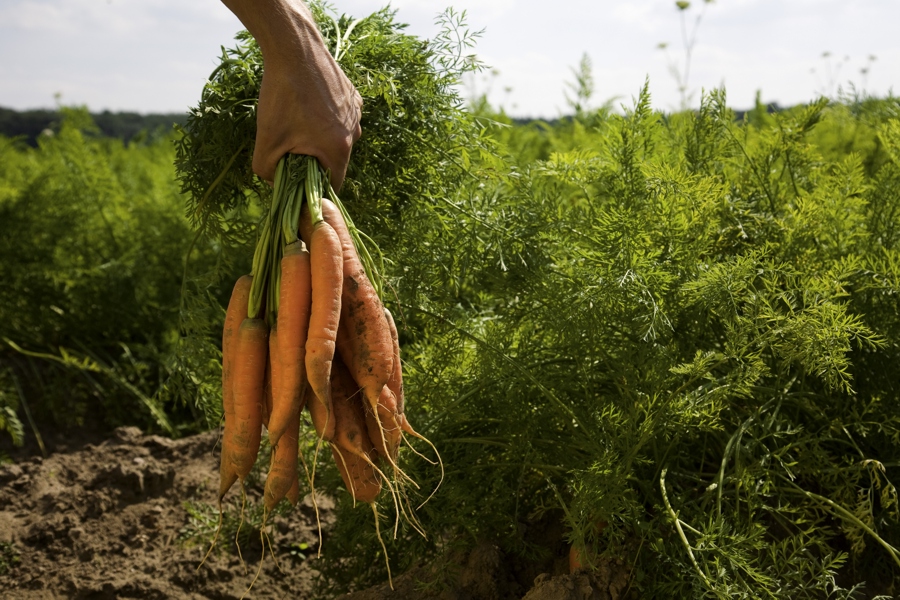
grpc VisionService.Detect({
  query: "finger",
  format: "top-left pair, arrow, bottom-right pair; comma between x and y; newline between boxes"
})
251,130 -> 282,184
328,130 -> 356,192
330,163 -> 349,192
327,90 -> 362,192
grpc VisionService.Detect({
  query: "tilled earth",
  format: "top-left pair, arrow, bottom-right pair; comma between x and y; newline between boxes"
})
0,426 -> 328,599
0,427 -> 627,600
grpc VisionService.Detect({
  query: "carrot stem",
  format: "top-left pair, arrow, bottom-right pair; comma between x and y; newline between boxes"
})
306,158 -> 324,225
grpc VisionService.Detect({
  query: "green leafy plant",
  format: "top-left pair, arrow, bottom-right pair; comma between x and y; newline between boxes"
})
0,110 -> 224,438
314,86 -> 900,597
3,3 -> 900,597
658,0 -> 716,110
0,541 -> 21,575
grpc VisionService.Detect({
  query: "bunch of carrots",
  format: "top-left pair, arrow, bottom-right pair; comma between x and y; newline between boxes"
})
218,155 -> 430,530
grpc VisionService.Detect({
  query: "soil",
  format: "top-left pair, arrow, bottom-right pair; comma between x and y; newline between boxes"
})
0,427 -> 628,599
0,426 -> 327,599
338,543 -> 629,600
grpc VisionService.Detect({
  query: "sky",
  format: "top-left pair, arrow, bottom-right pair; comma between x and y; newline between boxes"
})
0,0 -> 897,118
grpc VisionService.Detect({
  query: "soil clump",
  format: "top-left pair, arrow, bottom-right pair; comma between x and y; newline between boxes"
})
0,426 -> 327,599
0,426 -> 628,599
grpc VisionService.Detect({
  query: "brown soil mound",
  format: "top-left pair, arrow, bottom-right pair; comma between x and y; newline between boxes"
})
0,427 -> 629,599
0,426 -> 327,599
337,542 -> 628,600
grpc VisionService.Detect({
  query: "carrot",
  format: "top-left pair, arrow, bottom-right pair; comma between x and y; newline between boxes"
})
219,427 -> 240,501
299,209 -> 343,442
301,200 -> 399,459
330,358 -> 372,456
384,308 -> 405,417
332,446 -> 381,504
264,324 -> 282,432
329,359 -> 381,503
263,410 -> 301,510
361,384 -> 401,462
569,545 -> 584,573
219,274 -> 252,500
286,472 -> 300,506
568,522 -> 607,573
262,345 -> 273,430
268,241 -> 312,447
305,378 -> 332,444
380,307 -> 406,461
229,317 -> 268,479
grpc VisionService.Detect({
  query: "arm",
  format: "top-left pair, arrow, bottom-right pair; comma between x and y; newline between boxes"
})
221,0 -> 362,190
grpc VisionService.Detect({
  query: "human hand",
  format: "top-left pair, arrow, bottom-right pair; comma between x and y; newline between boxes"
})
222,0 -> 362,190
253,36 -> 362,190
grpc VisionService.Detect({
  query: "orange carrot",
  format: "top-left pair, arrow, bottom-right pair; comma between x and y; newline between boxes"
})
384,307 -> 405,422
264,325 -> 281,431
372,308 -> 406,461
299,209 -> 343,442
330,358 -> 381,503
268,242 -> 312,446
362,384 -> 401,462
301,200 -> 398,458
330,358 -> 369,456
569,545 -> 584,573
305,378 -> 331,443
332,445 -> 381,504
286,472 -> 300,506
568,522 -> 607,573
229,317 -> 268,479
263,410 -> 300,510
262,343 -> 273,430
220,275 -> 252,500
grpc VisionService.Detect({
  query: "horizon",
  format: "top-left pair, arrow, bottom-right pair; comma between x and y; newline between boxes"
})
1,0 -> 897,119
0,96 -> 817,120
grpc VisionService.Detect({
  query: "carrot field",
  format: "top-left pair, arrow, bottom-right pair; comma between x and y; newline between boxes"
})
1,5 -> 900,599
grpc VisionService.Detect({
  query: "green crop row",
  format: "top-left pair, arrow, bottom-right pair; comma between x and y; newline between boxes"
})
346,88 -> 900,598
1,7 -> 899,595
0,109 -> 249,445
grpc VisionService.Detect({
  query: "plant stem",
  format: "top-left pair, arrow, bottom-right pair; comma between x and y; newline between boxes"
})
780,476 -> 900,569
10,371 -> 45,458
660,467 -> 715,593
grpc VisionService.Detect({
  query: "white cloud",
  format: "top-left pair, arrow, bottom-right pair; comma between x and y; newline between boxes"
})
610,2 -> 666,33
0,0 -> 236,35
360,0 -> 514,21
0,0 -> 897,115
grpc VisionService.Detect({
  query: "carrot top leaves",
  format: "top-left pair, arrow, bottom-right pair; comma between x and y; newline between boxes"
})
242,154 -> 379,323
175,4 -> 484,304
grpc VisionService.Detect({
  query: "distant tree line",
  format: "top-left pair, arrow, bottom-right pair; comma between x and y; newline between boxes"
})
1,103 -> 781,147
0,106 -> 187,145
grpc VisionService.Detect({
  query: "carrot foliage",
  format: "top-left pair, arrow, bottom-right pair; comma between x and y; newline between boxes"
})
3,2 -> 900,598
0,112 -> 207,438
175,7 -> 900,596
341,89 -> 900,597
